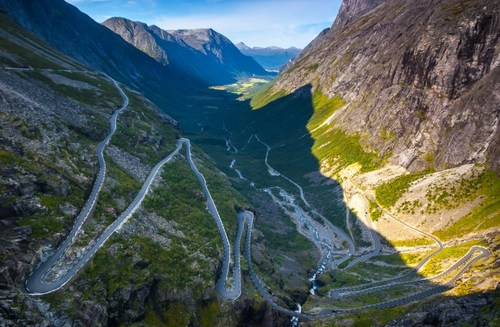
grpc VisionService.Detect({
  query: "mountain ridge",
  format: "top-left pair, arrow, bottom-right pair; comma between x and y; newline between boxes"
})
236,42 -> 302,71
0,0 -> 204,118
103,17 -> 269,85
259,0 -> 500,173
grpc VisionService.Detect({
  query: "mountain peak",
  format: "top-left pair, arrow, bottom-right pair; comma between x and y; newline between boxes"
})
102,17 -> 173,65
332,0 -> 386,30
236,42 -> 251,50
103,17 -> 150,31
166,28 -> 230,51
104,21 -> 268,84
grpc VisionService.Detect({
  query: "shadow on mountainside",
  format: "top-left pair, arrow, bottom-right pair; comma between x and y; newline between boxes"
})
175,84 -> 496,325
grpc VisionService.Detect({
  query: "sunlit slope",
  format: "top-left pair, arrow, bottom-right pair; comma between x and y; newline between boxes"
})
244,77 -> 499,246
259,0 -> 500,173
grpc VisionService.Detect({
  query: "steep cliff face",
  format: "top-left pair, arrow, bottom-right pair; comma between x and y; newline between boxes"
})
331,0 -> 386,31
268,0 -> 500,172
103,18 -> 268,85
101,18 -> 173,66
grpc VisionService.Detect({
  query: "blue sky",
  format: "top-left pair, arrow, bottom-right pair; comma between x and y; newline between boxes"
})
66,0 -> 342,48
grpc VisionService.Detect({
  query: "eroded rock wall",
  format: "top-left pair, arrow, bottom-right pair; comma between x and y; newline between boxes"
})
273,0 -> 500,172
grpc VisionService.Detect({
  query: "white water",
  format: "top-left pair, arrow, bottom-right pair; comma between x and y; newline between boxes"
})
291,303 -> 302,326
230,134 -> 338,294
263,187 -> 334,294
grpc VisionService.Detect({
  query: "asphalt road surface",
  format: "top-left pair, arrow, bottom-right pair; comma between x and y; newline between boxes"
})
24,71 -> 491,321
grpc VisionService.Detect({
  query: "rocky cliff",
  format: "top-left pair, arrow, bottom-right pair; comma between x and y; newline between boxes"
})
103,17 -> 269,85
331,0 -> 386,31
266,0 -> 500,173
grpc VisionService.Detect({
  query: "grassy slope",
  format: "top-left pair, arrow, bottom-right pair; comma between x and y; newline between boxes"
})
220,85 -> 380,235
1,13 -> 254,325
434,170 -> 500,240
374,168 -> 500,240
252,84 -> 498,246
249,85 -> 380,177
249,73 -> 498,244
375,172 -> 429,208
232,82 -> 499,325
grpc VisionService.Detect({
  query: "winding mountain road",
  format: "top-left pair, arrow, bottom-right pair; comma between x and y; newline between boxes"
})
183,137 -> 240,299
333,246 -> 490,299
25,74 -> 130,295
329,179 -> 446,298
23,71 -> 491,321
233,204 -> 491,320
23,72 -> 243,298
222,131 -> 491,319
254,135 -> 355,267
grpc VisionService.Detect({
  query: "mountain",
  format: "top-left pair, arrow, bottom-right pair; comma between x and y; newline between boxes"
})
1,0 -> 499,325
331,0 -> 386,31
0,9 -> 275,326
201,1 -> 499,323
0,0 -> 202,117
236,42 -> 251,51
236,42 -> 302,71
255,0 -> 500,173
103,17 -> 269,85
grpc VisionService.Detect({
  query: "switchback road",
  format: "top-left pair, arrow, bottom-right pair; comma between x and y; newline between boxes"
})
24,71 -> 491,321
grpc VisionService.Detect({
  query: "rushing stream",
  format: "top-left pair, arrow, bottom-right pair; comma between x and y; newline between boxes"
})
290,303 -> 302,326
228,155 -> 335,293
263,187 -> 334,294
214,126 -> 490,321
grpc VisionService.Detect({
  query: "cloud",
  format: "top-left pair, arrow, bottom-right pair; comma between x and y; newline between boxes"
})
66,0 -> 340,48
151,0 -> 340,48
66,0 -> 112,3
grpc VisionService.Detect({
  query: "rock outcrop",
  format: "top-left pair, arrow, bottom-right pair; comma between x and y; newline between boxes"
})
331,0 -> 386,31
269,0 -> 500,172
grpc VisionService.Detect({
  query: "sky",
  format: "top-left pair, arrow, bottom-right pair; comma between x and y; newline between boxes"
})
66,0 -> 342,48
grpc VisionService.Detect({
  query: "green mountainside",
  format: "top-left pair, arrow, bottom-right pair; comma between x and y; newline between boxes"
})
0,0 -> 499,326
0,11 -> 267,326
